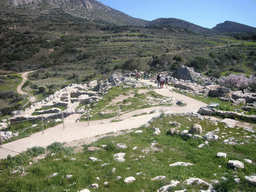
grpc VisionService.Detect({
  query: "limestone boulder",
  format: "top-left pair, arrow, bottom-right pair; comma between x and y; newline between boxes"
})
228,160 -> 244,169
157,180 -> 180,192
79,189 -> 90,192
116,143 -> 127,149
113,153 -> 126,162
217,152 -> 227,158
245,175 -> 256,185
198,106 -> 215,115
189,123 -> 202,134
204,132 -> 219,141
124,176 -> 136,183
88,183 -> 99,189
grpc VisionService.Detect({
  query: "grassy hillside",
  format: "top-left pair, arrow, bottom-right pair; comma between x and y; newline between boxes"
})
0,113 -> 255,191
0,0 -> 256,113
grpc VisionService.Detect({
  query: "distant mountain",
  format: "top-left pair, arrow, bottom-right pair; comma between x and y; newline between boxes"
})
146,18 -> 210,33
212,21 -> 256,33
7,0 -> 147,26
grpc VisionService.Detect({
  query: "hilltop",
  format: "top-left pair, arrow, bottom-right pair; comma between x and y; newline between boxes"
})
6,0 -> 146,26
213,21 -> 256,33
146,18 -> 211,33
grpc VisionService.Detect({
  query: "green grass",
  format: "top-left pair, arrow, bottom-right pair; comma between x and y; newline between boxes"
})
2,119 -> 62,145
0,114 -> 255,191
80,86 -> 173,121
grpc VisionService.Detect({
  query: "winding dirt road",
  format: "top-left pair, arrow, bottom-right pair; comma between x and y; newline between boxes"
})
0,80 -> 206,159
17,71 -> 36,103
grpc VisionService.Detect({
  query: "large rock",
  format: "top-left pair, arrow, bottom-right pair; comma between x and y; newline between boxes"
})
116,143 -> 127,149
208,87 -> 232,98
113,153 -> 126,162
217,152 -> 227,158
204,132 -> 219,141
189,123 -> 202,134
88,183 -> 99,189
228,160 -> 244,169
124,176 -> 136,183
152,127 -> 161,135
245,175 -> 256,185
157,180 -> 180,192
151,176 -> 166,181
198,106 -> 215,115
221,118 -> 237,128
79,189 -> 90,192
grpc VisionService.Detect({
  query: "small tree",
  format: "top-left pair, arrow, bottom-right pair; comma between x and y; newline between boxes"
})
221,74 -> 252,93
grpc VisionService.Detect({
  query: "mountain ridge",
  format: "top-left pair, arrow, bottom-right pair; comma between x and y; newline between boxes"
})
7,0 -> 147,26
5,0 -> 256,33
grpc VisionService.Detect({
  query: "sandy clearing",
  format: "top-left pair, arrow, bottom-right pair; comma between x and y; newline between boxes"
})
0,79 -> 207,159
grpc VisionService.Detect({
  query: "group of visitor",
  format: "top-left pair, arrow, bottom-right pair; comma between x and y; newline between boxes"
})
157,73 -> 169,88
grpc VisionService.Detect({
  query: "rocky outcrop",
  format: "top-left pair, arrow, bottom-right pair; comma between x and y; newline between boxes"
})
208,87 -> 232,98
232,91 -> 256,103
172,65 -> 208,84
198,106 -> 256,122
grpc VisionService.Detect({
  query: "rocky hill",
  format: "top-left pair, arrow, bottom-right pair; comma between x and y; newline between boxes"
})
6,0 -> 147,26
212,21 -> 256,33
146,18 -> 210,33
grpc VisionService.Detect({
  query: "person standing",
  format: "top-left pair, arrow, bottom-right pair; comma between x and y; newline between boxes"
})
160,76 -> 165,88
157,74 -> 161,87
165,75 -> 169,88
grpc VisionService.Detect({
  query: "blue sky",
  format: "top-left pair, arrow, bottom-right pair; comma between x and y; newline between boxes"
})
97,0 -> 256,29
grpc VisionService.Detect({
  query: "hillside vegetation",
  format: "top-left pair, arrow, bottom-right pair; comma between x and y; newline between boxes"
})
0,0 -> 256,113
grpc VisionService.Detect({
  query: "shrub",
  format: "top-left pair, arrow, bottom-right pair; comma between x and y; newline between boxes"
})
213,177 -> 236,192
46,142 -> 73,156
173,55 -> 183,62
25,147 -> 45,157
0,147 -> 45,170
188,56 -> 210,72
122,58 -> 149,71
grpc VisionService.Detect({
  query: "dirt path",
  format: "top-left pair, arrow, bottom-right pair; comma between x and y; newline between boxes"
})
0,80 -> 207,159
17,71 -> 36,103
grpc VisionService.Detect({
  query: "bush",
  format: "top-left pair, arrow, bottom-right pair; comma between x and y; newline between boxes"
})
188,56 -> 210,72
46,142 -> 73,156
173,55 -> 183,62
213,177 -> 236,192
25,146 -> 45,157
0,147 -> 45,170
122,58 -> 149,71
